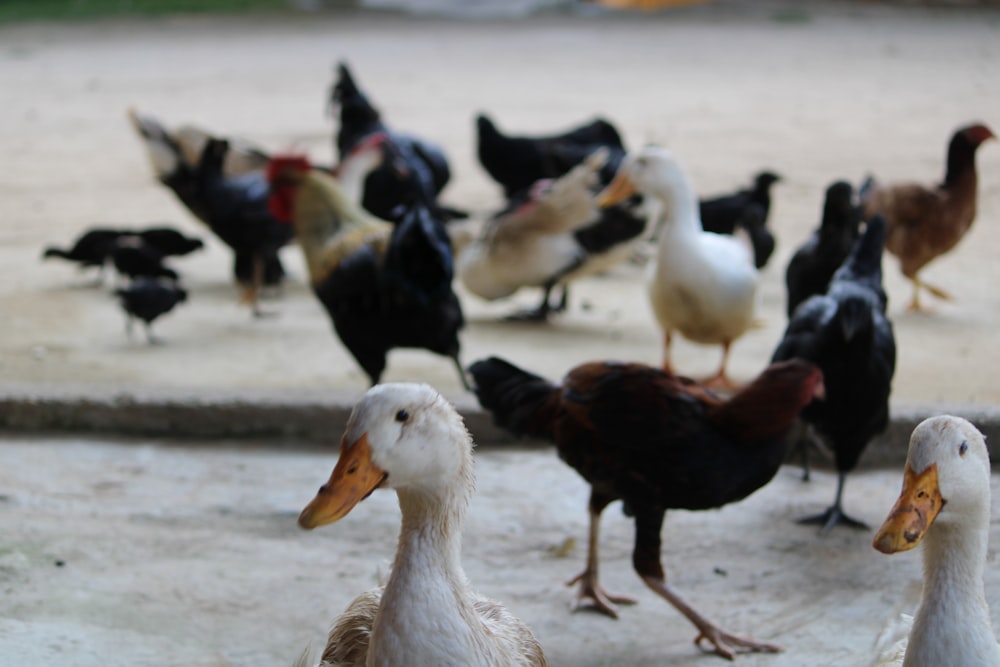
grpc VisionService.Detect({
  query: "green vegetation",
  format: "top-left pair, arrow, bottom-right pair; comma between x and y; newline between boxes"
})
0,0 -> 297,23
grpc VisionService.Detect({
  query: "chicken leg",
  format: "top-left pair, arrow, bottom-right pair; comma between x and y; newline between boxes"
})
640,576 -> 781,660
566,493 -> 636,618
798,471 -> 869,535
634,509 -> 780,660
907,274 -> 952,312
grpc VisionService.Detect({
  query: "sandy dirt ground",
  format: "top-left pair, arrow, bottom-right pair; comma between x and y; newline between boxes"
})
2,3 -> 1000,666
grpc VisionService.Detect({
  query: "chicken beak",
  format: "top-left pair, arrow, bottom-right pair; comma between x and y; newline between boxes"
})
872,463 -> 944,554
298,434 -> 387,530
596,171 -> 637,208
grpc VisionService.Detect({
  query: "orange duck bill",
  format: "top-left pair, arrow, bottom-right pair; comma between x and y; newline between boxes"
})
872,463 -> 944,554
298,434 -> 388,530
596,170 -> 637,208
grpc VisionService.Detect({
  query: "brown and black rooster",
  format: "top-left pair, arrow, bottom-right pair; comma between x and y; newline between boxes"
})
468,356 -> 823,660
267,140 -> 468,389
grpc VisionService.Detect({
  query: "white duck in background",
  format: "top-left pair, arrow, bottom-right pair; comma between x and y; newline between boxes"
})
872,415 -> 1000,667
598,146 -> 758,389
298,383 -> 547,667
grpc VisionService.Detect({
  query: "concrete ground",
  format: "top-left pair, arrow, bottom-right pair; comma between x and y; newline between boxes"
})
4,435 -> 1000,667
1,2 -> 1000,665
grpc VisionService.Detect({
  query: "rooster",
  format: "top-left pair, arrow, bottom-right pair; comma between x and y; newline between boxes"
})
128,110 -> 293,315
771,215 -> 896,534
267,139 -> 468,389
860,122 -> 995,311
468,355 -> 823,660
329,62 -> 463,222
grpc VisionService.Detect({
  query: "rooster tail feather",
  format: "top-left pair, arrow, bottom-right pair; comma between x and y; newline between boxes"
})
468,356 -> 561,443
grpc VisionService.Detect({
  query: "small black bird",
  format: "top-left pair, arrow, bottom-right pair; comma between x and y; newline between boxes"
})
114,277 -> 188,344
111,238 -> 178,283
784,181 -> 862,318
42,228 -> 125,280
699,171 -> 781,268
135,226 -> 204,257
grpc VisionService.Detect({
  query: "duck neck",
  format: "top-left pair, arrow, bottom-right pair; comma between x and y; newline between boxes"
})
655,177 -> 702,242
908,519 -> 996,662
392,484 -> 468,579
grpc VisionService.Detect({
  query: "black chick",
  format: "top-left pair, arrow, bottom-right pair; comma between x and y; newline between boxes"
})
111,238 -> 178,283
771,215 -> 896,534
784,181 -> 862,318
42,228 -> 125,280
330,62 -> 463,221
114,277 -> 188,344
135,226 -> 204,257
475,113 -> 626,197
699,170 -> 781,268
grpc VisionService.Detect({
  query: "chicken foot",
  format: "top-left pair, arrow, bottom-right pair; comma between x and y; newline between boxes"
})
566,502 -> 636,618
907,275 -> 953,312
798,471 -> 869,535
640,575 -> 781,661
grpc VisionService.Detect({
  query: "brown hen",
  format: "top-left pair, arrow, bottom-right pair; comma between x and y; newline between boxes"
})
861,123 -> 995,311
468,356 -> 823,660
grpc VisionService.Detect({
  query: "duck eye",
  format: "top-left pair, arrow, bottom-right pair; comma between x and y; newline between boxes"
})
959,440 -> 968,456
395,409 -> 409,423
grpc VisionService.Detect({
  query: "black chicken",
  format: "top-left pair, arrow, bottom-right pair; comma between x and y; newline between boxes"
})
468,355 -> 823,660
698,171 -> 781,268
135,226 -> 204,257
268,154 -> 468,389
42,228 -> 125,281
784,181 -> 862,318
771,215 -> 896,534
110,237 -> 178,283
114,277 -> 188,344
329,62 -> 463,221
128,110 -> 293,314
475,113 -> 626,198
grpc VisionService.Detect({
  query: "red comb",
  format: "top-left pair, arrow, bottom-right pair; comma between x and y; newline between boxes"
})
267,154 -> 312,184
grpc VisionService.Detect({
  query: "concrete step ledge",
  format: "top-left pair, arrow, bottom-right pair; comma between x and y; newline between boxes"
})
2,382 -> 999,470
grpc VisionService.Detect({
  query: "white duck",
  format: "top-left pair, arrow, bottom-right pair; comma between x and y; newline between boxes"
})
457,148 -> 648,321
872,415 -> 1000,667
298,383 -> 547,667
598,146 -> 758,389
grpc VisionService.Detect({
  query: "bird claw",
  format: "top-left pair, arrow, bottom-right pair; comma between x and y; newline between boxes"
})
694,628 -> 782,661
798,505 -> 869,536
565,571 -> 637,619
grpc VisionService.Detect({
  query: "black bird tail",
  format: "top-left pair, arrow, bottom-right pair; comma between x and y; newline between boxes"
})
467,356 -> 561,443
42,247 -> 69,260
